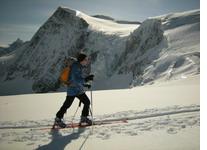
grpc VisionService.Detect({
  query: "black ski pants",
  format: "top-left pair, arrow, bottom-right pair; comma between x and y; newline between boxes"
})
56,93 -> 90,119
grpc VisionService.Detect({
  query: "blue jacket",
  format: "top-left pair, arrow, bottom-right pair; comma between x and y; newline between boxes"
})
67,61 -> 86,96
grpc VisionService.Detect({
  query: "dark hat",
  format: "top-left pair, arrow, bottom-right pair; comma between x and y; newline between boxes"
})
77,53 -> 87,62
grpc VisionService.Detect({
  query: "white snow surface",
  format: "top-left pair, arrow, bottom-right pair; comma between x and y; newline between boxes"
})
0,75 -> 199,150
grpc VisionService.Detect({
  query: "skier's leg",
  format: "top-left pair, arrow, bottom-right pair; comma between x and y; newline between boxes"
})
77,93 -> 90,117
77,93 -> 92,125
56,95 -> 75,119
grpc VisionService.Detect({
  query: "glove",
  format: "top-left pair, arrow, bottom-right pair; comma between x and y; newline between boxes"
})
85,74 -> 94,82
83,84 -> 91,89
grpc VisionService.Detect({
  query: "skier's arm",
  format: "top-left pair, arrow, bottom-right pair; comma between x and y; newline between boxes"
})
73,65 -> 85,84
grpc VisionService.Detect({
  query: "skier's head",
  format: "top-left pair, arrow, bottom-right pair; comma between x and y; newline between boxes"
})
77,53 -> 88,66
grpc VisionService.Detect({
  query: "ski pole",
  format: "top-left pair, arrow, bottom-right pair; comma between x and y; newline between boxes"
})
90,85 -> 94,131
71,101 -> 81,128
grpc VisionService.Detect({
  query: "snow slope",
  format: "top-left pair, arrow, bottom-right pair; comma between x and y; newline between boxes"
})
0,8 -> 200,95
0,75 -> 199,150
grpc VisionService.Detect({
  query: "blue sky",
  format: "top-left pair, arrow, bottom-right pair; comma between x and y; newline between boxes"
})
0,0 -> 199,46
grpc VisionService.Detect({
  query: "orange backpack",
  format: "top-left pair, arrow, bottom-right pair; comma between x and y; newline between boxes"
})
59,66 -> 71,85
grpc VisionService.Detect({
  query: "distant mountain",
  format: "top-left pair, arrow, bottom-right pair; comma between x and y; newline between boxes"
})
0,7 -> 200,95
0,38 -> 24,56
0,47 -> 4,54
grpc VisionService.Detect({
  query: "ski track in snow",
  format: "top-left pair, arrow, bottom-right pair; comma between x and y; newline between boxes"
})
0,105 -> 199,147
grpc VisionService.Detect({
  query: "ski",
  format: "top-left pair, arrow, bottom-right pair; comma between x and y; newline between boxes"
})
39,119 -> 128,130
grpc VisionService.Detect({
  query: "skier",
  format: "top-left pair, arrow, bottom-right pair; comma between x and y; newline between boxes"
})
55,53 -> 94,128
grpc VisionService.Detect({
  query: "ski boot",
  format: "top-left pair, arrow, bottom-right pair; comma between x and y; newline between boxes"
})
53,117 -> 66,128
79,116 -> 92,126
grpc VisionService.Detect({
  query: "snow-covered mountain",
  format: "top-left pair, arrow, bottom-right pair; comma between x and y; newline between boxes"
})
0,7 -> 200,95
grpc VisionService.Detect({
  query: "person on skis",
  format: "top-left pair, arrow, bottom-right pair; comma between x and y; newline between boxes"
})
55,53 -> 94,128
